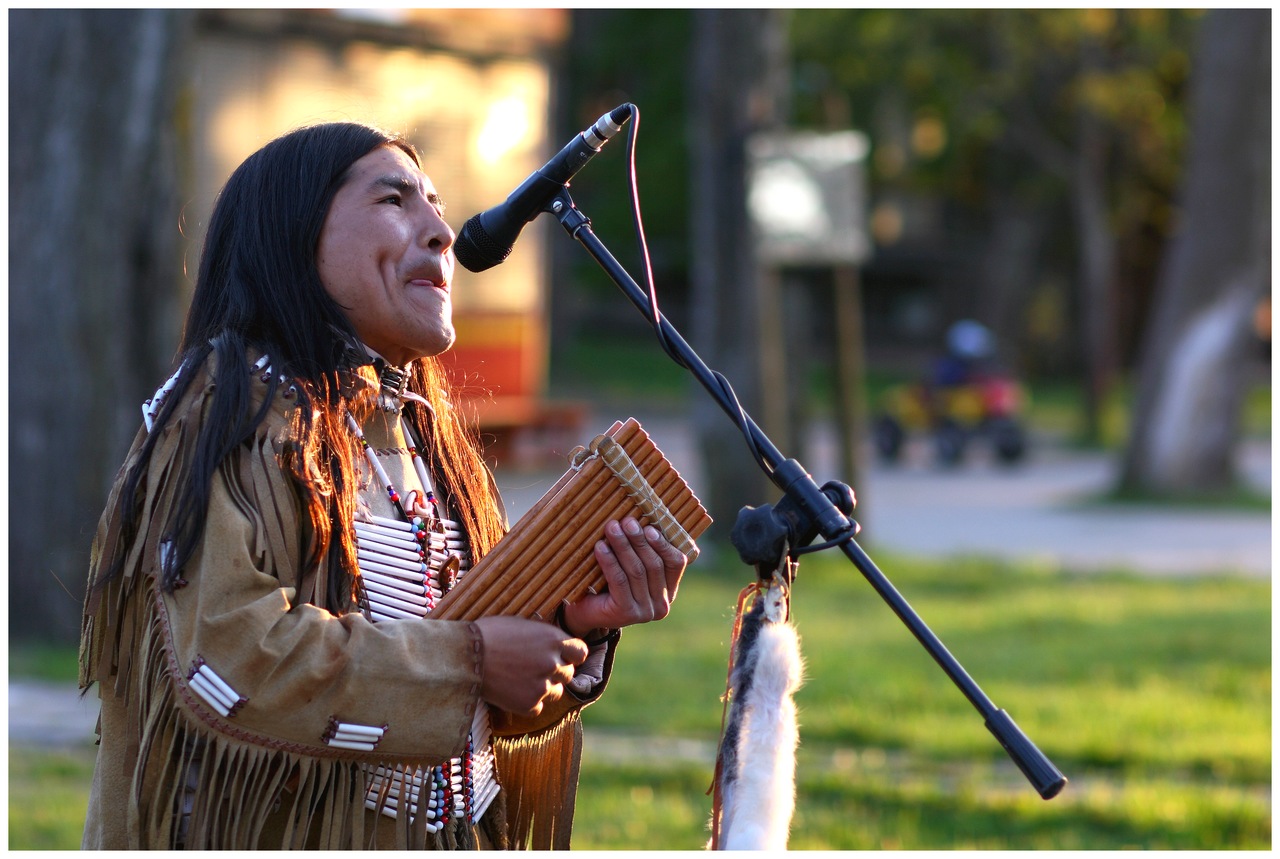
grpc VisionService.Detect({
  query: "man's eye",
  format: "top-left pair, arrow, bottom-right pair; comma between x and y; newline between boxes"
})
380,195 -> 403,206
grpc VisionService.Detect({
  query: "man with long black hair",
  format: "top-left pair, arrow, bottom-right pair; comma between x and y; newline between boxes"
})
78,122 -> 688,849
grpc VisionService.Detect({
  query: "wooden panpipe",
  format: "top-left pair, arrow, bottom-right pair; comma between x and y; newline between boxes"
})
431,418 -> 712,622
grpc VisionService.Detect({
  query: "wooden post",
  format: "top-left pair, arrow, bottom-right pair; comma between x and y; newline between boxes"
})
832,265 -> 867,505
757,265 -> 792,455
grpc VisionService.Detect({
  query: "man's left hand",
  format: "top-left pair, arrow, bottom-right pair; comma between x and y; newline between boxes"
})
559,516 -> 688,638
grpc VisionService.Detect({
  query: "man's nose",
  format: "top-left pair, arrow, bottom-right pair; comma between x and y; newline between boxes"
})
422,209 -> 455,252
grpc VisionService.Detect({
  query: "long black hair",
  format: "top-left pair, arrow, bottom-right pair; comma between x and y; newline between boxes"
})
99,123 -> 505,612
183,122 -> 378,376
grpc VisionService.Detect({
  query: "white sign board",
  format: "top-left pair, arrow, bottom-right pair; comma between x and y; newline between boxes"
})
747,130 -> 871,266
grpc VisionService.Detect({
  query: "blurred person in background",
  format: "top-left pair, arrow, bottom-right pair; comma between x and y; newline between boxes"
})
78,122 -> 687,850
932,319 -> 997,388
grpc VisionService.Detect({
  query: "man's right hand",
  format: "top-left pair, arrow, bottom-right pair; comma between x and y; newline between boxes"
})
473,616 -> 589,717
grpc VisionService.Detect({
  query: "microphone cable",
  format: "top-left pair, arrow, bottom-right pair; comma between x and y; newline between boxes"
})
617,103 -> 775,478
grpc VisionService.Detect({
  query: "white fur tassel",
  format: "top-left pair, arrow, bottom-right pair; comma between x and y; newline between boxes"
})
715,584 -> 804,850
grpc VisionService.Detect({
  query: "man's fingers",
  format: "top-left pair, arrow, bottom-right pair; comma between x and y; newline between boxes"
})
599,522 -> 649,607
645,524 -> 688,605
560,637 -> 589,666
621,517 -> 664,564
577,518 -> 692,632
641,524 -> 687,608
476,616 -> 595,715
618,518 -> 670,604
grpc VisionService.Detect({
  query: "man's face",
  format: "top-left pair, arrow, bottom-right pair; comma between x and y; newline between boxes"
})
317,144 -> 457,366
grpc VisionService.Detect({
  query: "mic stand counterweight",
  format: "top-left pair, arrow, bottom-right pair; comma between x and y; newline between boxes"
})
546,188 -> 1066,800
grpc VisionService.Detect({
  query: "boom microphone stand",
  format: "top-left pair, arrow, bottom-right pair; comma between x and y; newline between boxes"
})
543,183 -> 1067,801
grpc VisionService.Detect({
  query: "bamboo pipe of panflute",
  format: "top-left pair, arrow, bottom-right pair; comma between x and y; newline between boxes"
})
434,451 -> 636,620
484,440 -> 707,621
432,419 -> 709,621
488,419 -> 633,536
523,483 -> 709,621
477,428 -> 666,574
508,487 -> 659,620
508,420 -> 630,522
431,426 -> 648,620
435,424 -> 643,615
478,442 -> 671,619
512,456 -> 700,620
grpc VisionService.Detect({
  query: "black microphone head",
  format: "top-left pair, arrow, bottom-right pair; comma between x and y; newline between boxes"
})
609,104 -> 633,126
454,213 -> 511,273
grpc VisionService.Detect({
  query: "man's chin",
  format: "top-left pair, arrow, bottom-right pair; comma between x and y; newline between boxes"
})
425,328 -> 457,357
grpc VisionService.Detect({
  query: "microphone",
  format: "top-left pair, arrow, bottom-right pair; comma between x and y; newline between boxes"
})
454,104 -> 632,272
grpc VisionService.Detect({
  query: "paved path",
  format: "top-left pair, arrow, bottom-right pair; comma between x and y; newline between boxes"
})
9,680 -> 100,749
12,420 -> 1270,748
844,433 -> 1271,578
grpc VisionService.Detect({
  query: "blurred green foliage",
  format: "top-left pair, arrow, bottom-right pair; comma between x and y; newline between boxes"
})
557,10 -> 1214,389
790,9 -> 1197,196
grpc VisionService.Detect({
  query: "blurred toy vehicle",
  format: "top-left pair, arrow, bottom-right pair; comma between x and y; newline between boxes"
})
872,321 -> 1029,466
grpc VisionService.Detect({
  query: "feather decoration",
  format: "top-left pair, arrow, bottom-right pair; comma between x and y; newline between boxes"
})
709,569 -> 804,850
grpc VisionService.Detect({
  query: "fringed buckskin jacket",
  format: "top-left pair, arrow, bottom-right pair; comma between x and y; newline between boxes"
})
78,351 -> 616,849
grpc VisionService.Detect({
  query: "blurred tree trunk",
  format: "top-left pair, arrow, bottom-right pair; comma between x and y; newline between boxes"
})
687,9 -> 791,543
1007,37 -> 1120,445
1119,9 -> 1270,495
977,195 -> 1048,364
9,9 -> 192,643
1072,94 -> 1119,446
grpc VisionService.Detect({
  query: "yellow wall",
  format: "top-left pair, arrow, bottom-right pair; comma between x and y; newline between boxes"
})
184,10 -> 568,420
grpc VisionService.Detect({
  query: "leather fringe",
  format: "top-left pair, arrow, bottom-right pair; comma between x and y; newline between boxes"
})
76,371 -> 377,849
80,374 -> 213,697
100,575 -> 376,848
492,712 -> 583,849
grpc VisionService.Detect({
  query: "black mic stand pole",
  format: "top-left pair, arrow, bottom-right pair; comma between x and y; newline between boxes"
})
545,186 -> 1067,800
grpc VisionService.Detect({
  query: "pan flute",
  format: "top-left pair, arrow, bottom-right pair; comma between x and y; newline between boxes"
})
431,418 -> 712,622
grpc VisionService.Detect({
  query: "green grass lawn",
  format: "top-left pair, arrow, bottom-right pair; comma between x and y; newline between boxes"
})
9,747 -> 98,850
571,552 -> 1270,850
11,552 -> 1270,850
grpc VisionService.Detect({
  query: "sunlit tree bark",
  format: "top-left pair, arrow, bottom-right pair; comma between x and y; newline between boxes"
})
1119,9 -> 1270,495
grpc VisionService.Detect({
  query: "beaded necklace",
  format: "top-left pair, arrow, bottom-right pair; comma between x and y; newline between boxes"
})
343,364 -> 496,829
345,411 -> 451,616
